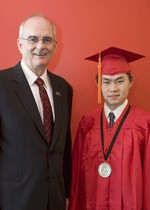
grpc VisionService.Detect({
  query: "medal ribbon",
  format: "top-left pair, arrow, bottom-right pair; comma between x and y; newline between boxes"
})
100,104 -> 131,161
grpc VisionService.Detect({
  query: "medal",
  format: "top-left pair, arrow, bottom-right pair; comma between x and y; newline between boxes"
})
98,162 -> 112,178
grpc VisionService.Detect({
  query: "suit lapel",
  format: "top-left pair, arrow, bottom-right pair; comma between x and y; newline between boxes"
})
12,63 -> 48,142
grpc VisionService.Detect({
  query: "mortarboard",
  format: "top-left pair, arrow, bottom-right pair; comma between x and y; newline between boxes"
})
85,46 -> 145,103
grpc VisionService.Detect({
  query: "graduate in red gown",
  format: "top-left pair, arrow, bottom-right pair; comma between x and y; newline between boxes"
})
69,47 -> 150,210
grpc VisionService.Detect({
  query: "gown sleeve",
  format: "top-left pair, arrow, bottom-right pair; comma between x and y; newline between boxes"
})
143,117 -> 150,209
68,115 -> 94,210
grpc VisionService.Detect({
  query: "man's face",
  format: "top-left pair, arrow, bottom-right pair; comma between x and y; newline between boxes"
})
17,16 -> 57,75
102,73 -> 133,110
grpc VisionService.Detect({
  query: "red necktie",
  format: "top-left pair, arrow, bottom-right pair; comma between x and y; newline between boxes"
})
35,78 -> 53,143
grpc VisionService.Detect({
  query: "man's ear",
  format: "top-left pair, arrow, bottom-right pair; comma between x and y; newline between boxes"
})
17,39 -> 23,54
130,74 -> 134,88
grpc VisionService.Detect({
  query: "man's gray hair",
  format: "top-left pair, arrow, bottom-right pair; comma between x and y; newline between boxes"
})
19,13 -> 56,39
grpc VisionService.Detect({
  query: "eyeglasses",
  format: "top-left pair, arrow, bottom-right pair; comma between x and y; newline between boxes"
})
20,36 -> 57,45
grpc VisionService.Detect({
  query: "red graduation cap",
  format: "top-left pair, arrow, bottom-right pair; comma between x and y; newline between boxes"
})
85,47 -> 145,103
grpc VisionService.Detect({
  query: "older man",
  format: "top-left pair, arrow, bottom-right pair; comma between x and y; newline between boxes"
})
0,14 -> 72,210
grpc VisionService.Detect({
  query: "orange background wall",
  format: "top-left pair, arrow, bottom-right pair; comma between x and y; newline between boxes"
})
0,0 -> 150,142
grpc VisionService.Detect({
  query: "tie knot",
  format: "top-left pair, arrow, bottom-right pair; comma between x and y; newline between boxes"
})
35,78 -> 44,86
108,112 -> 115,128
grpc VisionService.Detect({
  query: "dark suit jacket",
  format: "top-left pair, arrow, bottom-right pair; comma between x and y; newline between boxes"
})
0,63 -> 73,210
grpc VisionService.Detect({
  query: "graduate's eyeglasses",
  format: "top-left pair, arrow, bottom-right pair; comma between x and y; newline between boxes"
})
20,36 -> 57,45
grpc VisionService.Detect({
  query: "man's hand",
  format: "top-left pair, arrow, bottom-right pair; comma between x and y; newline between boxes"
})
66,198 -> 69,210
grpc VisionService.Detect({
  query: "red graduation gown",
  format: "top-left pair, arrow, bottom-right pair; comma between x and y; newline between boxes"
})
69,106 -> 150,210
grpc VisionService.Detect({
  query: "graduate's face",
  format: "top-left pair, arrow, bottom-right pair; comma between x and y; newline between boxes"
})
102,73 -> 133,110
17,16 -> 57,76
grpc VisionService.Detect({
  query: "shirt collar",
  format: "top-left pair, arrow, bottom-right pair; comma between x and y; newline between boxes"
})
104,99 -> 128,121
21,60 -> 48,87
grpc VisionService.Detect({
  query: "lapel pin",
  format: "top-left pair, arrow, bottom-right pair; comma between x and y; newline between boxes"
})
56,91 -> 61,96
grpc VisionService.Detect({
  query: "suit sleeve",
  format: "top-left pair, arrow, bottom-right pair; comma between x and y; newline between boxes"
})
63,85 -> 73,198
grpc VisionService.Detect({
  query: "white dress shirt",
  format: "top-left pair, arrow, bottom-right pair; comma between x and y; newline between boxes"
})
104,99 -> 128,123
21,60 -> 55,122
